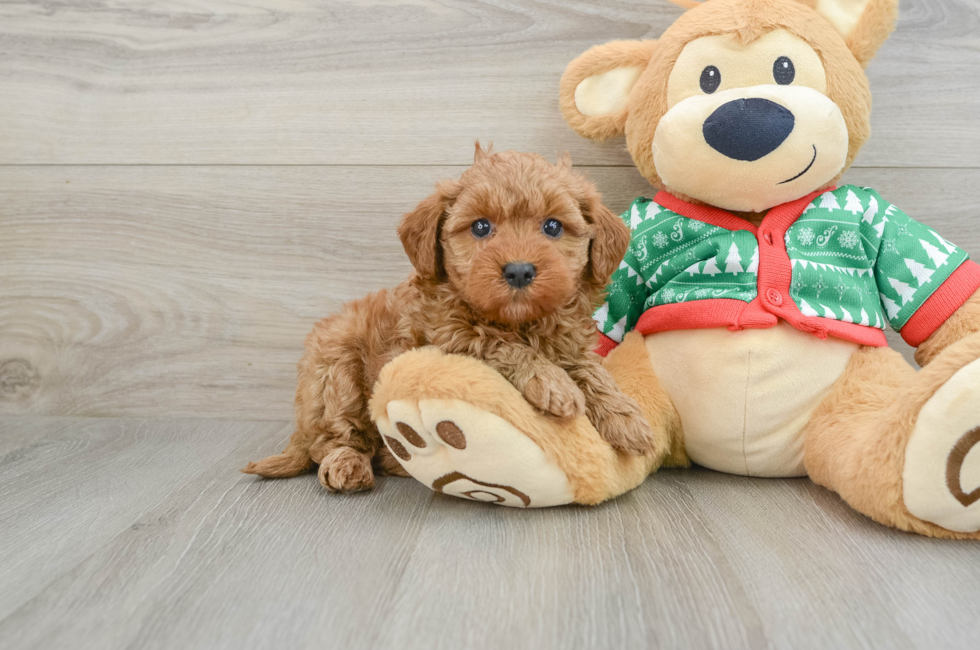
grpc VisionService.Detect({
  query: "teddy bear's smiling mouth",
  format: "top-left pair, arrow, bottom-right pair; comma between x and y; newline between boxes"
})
777,145 -> 818,185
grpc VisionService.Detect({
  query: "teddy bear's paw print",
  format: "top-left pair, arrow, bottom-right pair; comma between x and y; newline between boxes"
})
904,357 -> 980,533
378,398 -> 574,508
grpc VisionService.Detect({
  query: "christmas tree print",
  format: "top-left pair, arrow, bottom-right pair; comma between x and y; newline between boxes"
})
608,316 -> 627,342
819,192 -> 840,210
873,215 -> 889,239
844,190 -> 863,214
920,239 -> 949,268
593,302 -> 610,331
888,277 -> 916,305
724,242 -> 743,274
701,257 -> 722,277
862,196 -> 878,224
630,203 -> 643,229
860,308 -> 870,326
645,202 -> 662,222
904,258 -> 934,287
746,248 -> 759,273
932,231 -> 958,254
881,294 -> 901,319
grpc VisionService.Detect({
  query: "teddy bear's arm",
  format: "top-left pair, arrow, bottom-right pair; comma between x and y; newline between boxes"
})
914,288 -> 980,366
859,188 -> 980,358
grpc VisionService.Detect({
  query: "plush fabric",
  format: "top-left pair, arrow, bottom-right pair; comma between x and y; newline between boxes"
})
369,0 -> 980,538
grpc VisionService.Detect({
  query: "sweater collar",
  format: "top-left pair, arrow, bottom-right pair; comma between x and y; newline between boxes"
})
652,188 -> 832,236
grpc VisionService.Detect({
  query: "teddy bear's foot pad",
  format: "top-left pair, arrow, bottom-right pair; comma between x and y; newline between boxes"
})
378,398 -> 574,508
904,358 -> 980,533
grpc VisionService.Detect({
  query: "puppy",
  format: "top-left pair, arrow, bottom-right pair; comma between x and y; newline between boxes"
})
242,145 -> 657,492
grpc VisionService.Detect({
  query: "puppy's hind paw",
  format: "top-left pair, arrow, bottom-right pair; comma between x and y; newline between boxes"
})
523,371 -> 586,419
318,447 -> 376,493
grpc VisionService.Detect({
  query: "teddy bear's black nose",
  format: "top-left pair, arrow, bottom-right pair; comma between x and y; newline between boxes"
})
503,262 -> 536,289
702,98 -> 795,161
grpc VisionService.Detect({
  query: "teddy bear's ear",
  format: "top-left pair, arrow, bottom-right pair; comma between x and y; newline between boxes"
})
560,40 -> 658,142
808,0 -> 899,66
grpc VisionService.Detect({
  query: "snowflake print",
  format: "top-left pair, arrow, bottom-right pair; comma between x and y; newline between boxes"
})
687,220 -> 704,232
838,231 -> 860,250
652,231 -> 670,249
835,278 -> 848,301
694,288 -> 710,299
813,276 -> 827,298
660,288 -> 676,302
791,276 -> 806,294
797,227 -> 816,246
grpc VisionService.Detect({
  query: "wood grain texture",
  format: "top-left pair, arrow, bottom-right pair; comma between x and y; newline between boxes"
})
0,0 -> 978,166
2,417 -> 980,650
3,166 -> 978,419
0,416 -> 289,621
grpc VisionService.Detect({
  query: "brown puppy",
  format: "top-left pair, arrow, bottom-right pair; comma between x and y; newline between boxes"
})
242,145 -> 657,492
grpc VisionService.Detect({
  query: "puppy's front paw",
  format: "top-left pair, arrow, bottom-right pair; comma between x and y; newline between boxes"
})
318,447 -> 376,493
592,397 -> 660,456
523,370 -> 586,419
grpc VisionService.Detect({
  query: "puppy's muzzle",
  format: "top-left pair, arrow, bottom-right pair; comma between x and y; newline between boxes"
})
502,262 -> 536,289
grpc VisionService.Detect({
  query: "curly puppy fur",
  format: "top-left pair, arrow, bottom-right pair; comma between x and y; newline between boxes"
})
242,145 -> 656,492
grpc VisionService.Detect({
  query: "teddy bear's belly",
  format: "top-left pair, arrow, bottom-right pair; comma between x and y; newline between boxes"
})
644,322 -> 859,477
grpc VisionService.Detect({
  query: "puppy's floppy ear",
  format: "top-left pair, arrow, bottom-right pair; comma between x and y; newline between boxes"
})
572,176 -> 630,284
398,179 -> 461,280
560,39 -> 657,142
803,0 -> 898,66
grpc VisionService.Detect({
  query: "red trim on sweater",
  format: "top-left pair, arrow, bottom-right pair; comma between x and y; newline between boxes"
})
631,301 -> 887,346
900,260 -> 980,347
595,333 -> 620,357
654,191 -> 759,234
634,298 -> 776,334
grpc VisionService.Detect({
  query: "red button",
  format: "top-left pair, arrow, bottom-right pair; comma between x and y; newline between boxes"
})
766,289 -> 783,305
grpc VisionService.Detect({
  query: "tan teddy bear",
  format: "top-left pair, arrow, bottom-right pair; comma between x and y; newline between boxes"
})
371,0 -> 980,539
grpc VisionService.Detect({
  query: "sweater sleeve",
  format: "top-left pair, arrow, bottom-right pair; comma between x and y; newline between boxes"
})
593,200 -> 652,356
860,188 -> 980,345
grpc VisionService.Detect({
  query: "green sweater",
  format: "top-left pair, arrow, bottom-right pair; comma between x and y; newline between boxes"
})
594,185 -> 980,352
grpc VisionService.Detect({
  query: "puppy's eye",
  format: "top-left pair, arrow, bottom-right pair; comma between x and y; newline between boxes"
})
470,218 -> 492,239
542,218 -> 563,238
700,66 -> 720,94
773,56 -> 795,85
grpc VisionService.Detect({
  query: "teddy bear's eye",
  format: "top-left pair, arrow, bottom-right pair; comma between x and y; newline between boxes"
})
699,65 -> 721,94
773,56 -> 795,85
470,218 -> 492,239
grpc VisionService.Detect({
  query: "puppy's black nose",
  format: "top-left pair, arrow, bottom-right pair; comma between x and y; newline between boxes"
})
702,98 -> 795,161
503,262 -> 536,289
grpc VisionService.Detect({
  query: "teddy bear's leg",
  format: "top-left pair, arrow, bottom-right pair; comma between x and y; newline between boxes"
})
369,347 -> 663,507
803,333 -> 980,538
602,332 -> 689,468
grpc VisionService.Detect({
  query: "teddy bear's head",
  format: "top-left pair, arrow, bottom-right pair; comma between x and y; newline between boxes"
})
560,0 -> 898,213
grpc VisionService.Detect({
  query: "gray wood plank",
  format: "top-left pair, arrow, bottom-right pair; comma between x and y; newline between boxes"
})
0,0 -> 977,167
0,416 -> 288,621
683,470 -> 980,650
3,166 -> 976,419
3,418 -> 979,650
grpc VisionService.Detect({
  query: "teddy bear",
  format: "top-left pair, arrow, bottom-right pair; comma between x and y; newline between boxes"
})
370,0 -> 980,539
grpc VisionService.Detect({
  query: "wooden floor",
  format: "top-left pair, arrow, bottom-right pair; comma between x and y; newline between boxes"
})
1,416 -> 979,650
2,1 -> 980,648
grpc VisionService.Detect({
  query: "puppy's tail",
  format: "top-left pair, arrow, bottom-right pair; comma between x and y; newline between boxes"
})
240,438 -> 312,478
